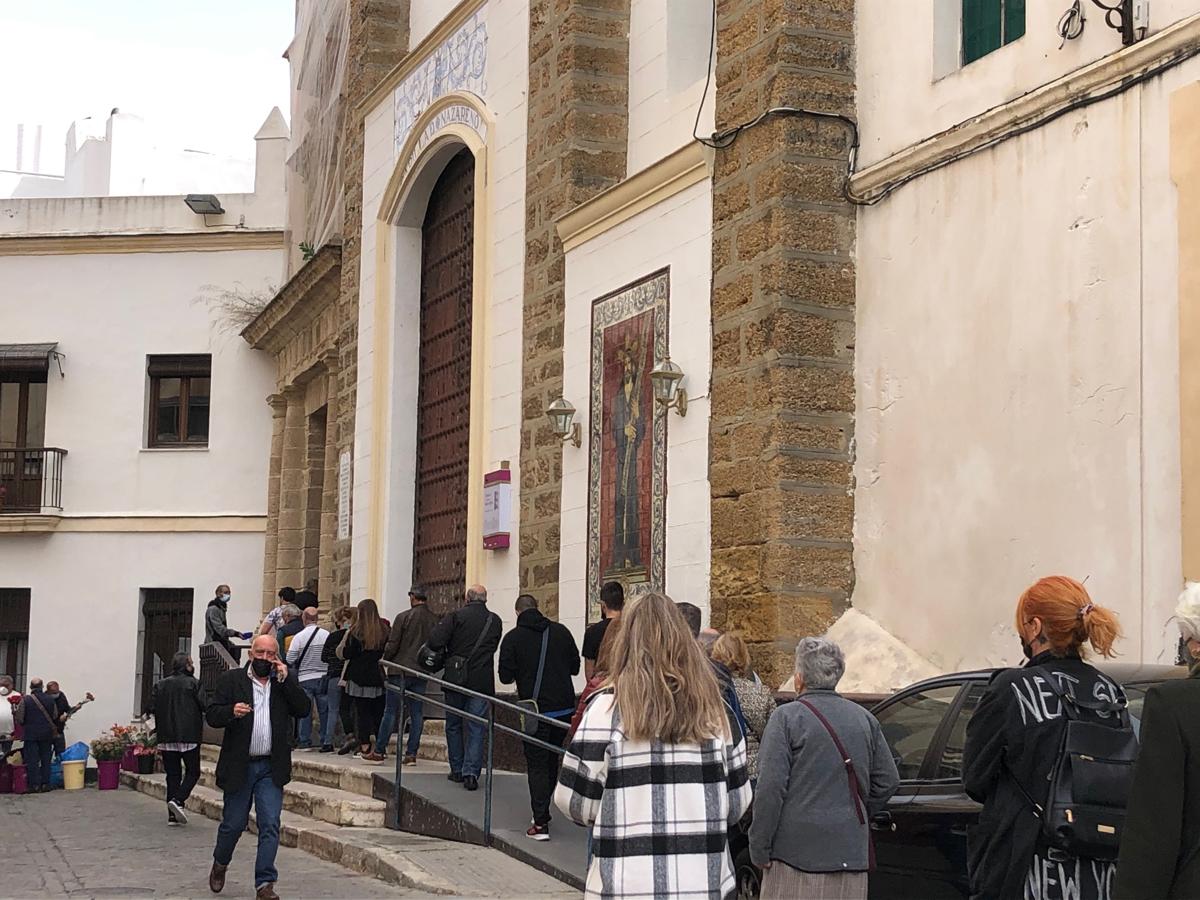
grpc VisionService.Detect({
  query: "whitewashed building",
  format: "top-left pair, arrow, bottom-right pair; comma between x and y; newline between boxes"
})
851,2 -> 1200,680
0,109 -> 288,738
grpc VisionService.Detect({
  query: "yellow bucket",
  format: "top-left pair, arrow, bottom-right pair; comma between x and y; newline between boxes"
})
62,760 -> 85,790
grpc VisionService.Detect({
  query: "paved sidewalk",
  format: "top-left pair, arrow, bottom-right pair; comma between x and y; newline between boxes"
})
2,788 -> 579,899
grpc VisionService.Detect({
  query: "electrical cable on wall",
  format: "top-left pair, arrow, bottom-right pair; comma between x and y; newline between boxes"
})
1059,0 -> 1086,47
692,0 -> 1200,207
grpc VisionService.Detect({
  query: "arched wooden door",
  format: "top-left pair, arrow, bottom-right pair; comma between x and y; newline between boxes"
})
413,148 -> 475,615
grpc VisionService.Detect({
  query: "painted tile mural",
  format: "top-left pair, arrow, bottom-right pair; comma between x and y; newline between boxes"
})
588,270 -> 669,622
393,7 -> 488,155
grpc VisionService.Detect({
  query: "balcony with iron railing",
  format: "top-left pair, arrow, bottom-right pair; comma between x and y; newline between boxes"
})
0,447 -> 67,532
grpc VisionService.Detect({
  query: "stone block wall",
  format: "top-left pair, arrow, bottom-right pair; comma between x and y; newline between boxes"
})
709,0 -> 857,687
519,0 -> 632,618
332,0 -> 411,611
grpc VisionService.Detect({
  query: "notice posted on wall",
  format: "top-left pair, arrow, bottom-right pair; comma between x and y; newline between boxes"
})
337,450 -> 351,540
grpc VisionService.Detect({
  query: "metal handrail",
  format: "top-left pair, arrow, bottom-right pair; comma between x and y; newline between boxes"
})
380,659 -> 573,845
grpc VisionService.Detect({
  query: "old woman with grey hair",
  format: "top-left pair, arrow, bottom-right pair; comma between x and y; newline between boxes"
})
748,637 -> 899,900
1113,583 -> 1200,899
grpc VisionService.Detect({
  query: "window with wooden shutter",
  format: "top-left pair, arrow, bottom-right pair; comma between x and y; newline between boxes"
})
962,0 -> 1024,65
147,354 -> 211,447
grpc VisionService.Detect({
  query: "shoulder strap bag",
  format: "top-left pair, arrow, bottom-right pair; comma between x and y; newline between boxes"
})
518,630 -> 551,737
798,697 -> 874,870
442,613 -> 499,687
293,627 -> 319,671
26,693 -> 61,738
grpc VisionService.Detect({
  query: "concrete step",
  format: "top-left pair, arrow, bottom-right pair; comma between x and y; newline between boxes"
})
120,771 -> 575,896
192,760 -> 384,827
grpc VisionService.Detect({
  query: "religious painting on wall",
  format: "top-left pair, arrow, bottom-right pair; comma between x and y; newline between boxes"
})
587,269 -> 669,622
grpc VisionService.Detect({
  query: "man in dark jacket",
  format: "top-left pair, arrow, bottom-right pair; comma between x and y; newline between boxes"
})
16,678 -> 57,793
205,584 -> 252,663
426,584 -> 501,791
498,594 -> 580,841
206,635 -> 309,900
375,585 -> 439,762
150,651 -> 208,825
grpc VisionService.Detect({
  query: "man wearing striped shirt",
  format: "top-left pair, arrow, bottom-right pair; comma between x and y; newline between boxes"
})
285,607 -> 329,751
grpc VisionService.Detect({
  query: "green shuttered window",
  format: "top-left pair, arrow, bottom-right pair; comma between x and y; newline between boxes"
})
963,0 -> 1025,64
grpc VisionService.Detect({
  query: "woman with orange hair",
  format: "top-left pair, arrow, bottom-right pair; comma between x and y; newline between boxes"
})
963,576 -> 1125,900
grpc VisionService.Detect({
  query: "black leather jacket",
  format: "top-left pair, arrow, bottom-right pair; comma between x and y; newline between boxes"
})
150,669 -> 208,745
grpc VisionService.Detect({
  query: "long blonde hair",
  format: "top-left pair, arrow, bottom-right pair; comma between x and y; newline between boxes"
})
350,598 -> 389,651
608,591 -> 729,743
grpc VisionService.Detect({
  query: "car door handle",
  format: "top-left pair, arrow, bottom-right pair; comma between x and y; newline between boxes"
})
870,812 -> 896,832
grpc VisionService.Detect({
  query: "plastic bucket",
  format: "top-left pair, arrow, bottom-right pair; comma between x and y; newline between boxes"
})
50,759 -> 63,788
62,760 -> 85,790
10,763 -> 26,794
96,759 -> 120,790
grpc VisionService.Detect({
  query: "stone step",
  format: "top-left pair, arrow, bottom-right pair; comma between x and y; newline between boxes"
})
120,771 -> 575,896
120,771 -> 459,894
193,760 -> 385,827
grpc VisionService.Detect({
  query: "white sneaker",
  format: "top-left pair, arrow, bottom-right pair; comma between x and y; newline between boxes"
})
167,800 -> 188,825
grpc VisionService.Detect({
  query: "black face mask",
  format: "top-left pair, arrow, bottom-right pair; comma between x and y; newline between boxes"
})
1021,638 -> 1035,661
251,658 -> 273,678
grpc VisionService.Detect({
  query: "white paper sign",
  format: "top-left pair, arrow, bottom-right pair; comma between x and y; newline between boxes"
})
337,451 -> 351,540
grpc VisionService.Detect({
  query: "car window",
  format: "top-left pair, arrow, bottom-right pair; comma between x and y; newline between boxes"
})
874,684 -> 962,780
932,682 -> 986,780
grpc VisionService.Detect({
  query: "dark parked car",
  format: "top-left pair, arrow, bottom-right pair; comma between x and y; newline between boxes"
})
731,663 -> 1186,899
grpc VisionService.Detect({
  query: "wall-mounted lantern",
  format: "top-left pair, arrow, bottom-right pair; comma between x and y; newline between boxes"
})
650,357 -> 687,417
546,397 -> 582,447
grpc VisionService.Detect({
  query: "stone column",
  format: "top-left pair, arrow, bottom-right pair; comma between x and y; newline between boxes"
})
333,0 -> 411,610
275,385 -> 307,592
317,356 -> 340,615
519,0 -> 632,618
709,0 -> 857,686
261,393 -> 288,612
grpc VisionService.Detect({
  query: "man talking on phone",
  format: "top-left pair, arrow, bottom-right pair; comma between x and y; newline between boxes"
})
205,634 -> 309,899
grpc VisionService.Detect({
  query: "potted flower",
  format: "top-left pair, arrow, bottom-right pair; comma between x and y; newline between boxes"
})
90,728 -> 127,791
132,728 -> 157,775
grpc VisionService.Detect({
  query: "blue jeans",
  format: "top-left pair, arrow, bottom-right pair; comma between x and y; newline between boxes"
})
24,739 -> 53,790
376,676 -> 426,756
213,758 -> 283,889
297,677 -> 329,747
444,689 -> 488,777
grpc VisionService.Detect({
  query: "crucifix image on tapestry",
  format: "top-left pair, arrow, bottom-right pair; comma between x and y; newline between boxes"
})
587,269 -> 668,623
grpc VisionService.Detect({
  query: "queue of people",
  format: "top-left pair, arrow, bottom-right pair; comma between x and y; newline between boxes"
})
167,569 -> 1200,900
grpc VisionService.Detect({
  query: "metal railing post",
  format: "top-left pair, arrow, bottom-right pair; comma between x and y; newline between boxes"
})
393,669 -> 406,829
483,702 -> 495,846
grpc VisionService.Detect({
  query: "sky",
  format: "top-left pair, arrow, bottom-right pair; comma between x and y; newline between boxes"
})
0,1 -> 293,172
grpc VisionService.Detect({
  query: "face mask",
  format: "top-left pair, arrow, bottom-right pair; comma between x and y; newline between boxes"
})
1020,638 -> 1034,660
220,593 -> 231,603
251,658 -> 273,678
47,692 -> 60,700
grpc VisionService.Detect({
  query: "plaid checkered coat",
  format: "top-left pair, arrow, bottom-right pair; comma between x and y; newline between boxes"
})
554,691 -> 753,900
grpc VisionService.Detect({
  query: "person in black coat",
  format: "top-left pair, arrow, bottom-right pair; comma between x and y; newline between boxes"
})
206,634 -> 308,898
1114,585 -> 1200,900
150,651 -> 208,825
16,679 -> 57,793
338,598 -> 389,762
498,594 -> 580,840
426,584 -> 501,790
963,576 -> 1125,900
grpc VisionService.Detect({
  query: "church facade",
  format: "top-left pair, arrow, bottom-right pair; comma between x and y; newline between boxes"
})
252,0 -> 1200,690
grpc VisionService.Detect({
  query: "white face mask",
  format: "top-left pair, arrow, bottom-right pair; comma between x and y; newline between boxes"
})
219,593 -> 231,602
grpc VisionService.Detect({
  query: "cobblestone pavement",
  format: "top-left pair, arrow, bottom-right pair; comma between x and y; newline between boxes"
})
1,788 -> 575,899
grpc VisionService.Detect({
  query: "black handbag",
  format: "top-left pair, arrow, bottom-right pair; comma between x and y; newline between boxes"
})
416,642 -> 446,673
442,613 -> 499,687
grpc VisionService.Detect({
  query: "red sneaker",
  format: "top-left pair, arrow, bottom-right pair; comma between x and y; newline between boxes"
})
526,822 -> 550,841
